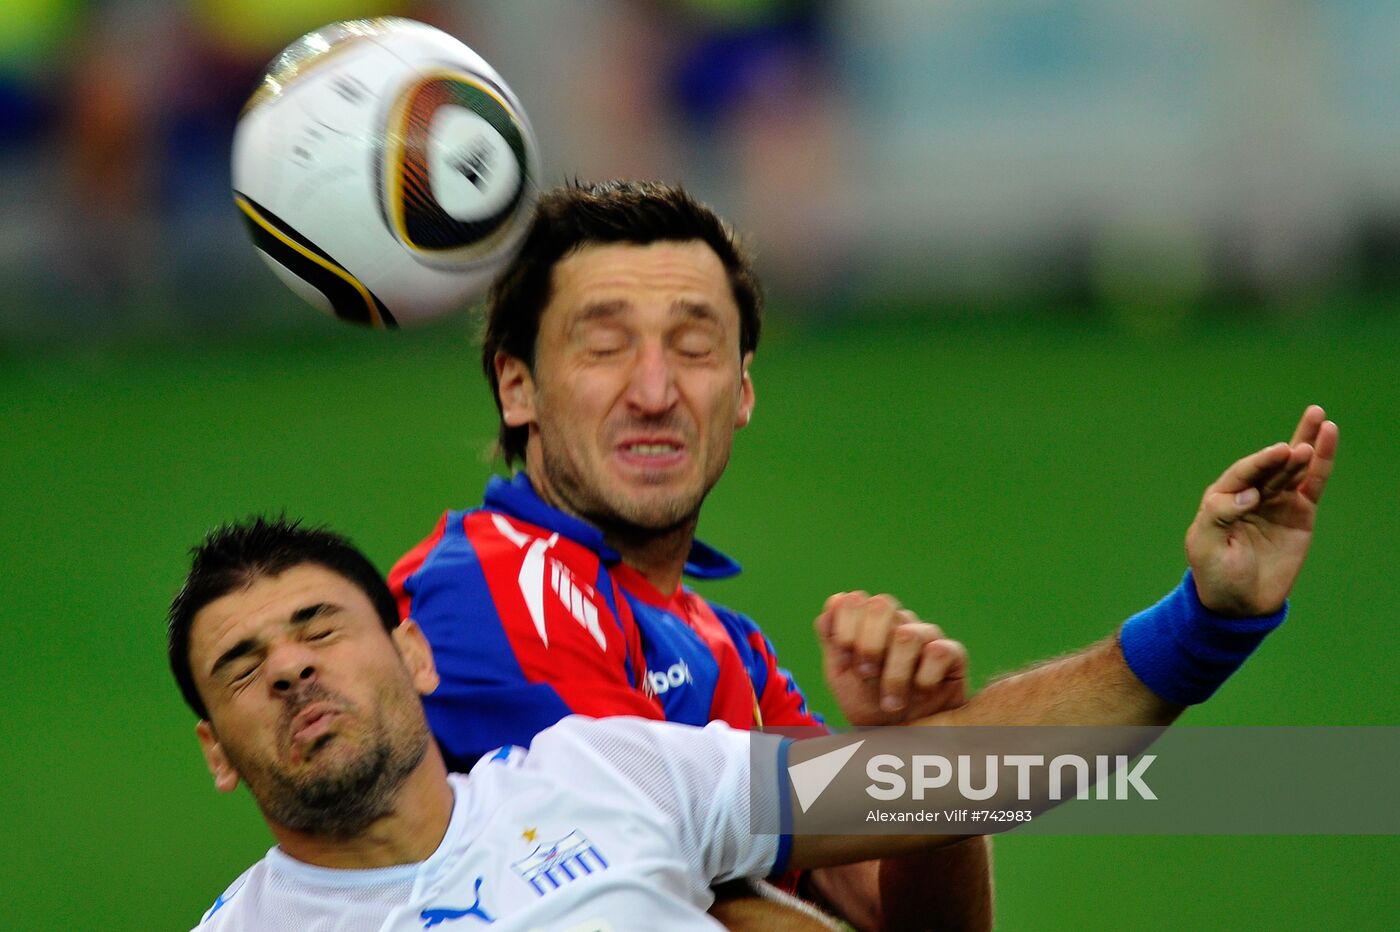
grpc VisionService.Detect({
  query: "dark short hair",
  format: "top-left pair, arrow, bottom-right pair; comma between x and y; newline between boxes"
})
483,179 -> 764,465
167,515 -> 399,719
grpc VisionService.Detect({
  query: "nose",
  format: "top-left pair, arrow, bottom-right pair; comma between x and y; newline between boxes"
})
268,642 -> 317,695
624,339 -> 679,414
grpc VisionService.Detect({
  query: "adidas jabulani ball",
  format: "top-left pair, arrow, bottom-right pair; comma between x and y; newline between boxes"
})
232,18 -> 539,328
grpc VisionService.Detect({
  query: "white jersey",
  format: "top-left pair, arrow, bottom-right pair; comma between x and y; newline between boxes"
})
194,716 -> 788,931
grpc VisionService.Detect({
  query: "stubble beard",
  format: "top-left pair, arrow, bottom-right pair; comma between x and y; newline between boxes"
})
538,430 -> 728,542
234,684 -> 432,839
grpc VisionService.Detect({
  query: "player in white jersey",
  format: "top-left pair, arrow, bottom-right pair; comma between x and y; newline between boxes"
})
168,413 -> 1334,928
198,718 -> 788,931
168,517 -> 811,931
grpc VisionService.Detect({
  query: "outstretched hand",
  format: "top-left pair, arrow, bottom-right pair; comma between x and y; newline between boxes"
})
1186,405 -> 1338,616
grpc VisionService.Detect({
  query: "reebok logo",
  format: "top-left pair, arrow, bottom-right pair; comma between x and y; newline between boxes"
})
645,660 -> 694,697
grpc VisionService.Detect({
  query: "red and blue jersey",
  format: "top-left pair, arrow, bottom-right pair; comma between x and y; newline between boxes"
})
389,474 -> 825,770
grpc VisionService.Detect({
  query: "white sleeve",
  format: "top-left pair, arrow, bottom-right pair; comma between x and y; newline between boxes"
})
528,716 -> 790,883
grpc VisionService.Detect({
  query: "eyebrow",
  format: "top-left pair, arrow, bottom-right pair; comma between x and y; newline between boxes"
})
569,299 -> 723,332
207,602 -> 339,678
671,300 -> 723,327
567,301 -> 627,333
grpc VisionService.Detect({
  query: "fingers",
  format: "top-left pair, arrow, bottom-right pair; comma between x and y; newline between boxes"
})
816,590 -> 860,669
1203,485 -> 1258,527
816,591 -> 879,662
1301,418 -> 1338,504
1204,406 -> 1338,519
818,591 -> 952,676
815,590 -> 869,670
1279,404 -> 1338,504
1209,441 -> 1293,495
853,595 -> 901,677
814,592 -> 842,642
816,592 -> 969,720
915,638 -> 968,694
1258,442 -> 1313,498
877,615 -> 939,712
1202,445 -> 1309,527
913,638 -> 969,711
820,591 -> 921,677
1288,404 -> 1327,447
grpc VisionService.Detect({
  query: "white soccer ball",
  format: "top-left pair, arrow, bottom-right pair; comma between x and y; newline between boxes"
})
232,18 -> 539,328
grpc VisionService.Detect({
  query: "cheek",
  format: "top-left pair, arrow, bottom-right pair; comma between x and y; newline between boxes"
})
225,701 -> 276,745
541,371 -> 622,432
207,709 -> 266,771
696,377 -> 745,435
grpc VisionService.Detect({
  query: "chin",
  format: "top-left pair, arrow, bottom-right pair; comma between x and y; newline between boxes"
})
613,491 -> 704,531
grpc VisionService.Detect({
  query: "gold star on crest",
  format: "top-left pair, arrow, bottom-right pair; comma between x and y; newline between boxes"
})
522,827 -> 538,843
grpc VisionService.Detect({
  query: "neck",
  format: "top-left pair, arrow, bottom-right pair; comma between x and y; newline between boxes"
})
604,519 -> 695,595
270,752 -> 455,870
522,463 -> 695,595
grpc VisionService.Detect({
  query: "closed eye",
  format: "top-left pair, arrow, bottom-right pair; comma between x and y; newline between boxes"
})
573,315 -> 631,357
673,330 -> 719,359
229,660 -> 262,686
583,334 -> 628,356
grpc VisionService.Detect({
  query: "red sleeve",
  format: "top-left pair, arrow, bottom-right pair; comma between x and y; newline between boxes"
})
389,512 -> 447,623
748,630 -> 828,731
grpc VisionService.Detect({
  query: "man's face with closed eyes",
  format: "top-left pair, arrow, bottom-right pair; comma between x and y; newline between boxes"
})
187,563 -> 437,836
495,240 -> 756,534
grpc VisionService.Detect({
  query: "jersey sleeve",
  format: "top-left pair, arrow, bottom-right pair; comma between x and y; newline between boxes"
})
734,617 -> 827,730
390,511 -> 663,769
535,717 -> 792,882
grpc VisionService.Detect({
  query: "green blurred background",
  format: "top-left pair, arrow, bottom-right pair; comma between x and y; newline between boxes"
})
4,0 -> 1399,927
3,300 -> 1396,929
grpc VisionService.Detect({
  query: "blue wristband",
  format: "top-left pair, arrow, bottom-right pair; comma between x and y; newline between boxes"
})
1119,571 -> 1288,705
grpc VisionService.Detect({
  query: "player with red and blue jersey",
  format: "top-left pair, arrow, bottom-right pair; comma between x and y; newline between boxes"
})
390,472 -> 824,771
391,181 -> 990,930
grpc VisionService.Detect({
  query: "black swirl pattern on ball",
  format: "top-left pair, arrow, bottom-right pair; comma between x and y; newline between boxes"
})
236,193 -> 398,329
395,76 -> 528,253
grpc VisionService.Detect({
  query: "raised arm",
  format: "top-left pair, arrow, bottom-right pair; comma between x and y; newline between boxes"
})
905,405 -> 1334,729
789,406 -> 1338,872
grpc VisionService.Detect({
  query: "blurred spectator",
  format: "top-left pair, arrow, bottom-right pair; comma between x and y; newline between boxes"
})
2,0 -> 1398,342
1,0 -> 82,146
665,0 -> 858,300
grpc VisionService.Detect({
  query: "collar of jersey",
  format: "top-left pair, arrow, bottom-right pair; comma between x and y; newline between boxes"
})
483,473 -> 742,580
264,774 -> 478,887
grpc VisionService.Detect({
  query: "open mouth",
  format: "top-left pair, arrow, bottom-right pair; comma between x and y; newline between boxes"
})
615,439 -> 687,469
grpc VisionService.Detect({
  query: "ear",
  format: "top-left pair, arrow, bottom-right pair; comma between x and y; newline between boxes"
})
394,619 -> 441,696
196,720 -> 242,794
736,352 -> 756,429
495,352 -> 537,428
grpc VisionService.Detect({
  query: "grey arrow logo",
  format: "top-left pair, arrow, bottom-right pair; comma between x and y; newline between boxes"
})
788,739 -> 865,813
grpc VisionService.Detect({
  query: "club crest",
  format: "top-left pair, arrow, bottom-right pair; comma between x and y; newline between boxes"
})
511,830 -> 609,896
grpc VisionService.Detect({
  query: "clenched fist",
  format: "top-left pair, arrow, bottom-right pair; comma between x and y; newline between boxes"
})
814,592 -> 969,726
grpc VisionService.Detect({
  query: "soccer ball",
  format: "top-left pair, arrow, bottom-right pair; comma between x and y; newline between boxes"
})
232,18 -> 539,328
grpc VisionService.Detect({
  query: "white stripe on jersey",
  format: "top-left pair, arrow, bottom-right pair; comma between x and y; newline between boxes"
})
194,717 -> 787,931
